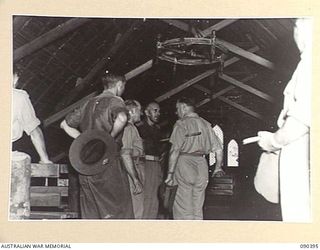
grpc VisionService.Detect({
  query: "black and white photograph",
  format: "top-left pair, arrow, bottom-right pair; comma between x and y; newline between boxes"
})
10,16 -> 312,223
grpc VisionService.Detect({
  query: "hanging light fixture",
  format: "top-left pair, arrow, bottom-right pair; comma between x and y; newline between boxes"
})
156,31 -> 227,71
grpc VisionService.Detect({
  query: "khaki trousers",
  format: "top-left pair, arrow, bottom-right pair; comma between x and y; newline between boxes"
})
173,155 -> 209,220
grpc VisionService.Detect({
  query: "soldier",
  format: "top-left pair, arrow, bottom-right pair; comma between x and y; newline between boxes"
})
165,97 -> 223,220
121,100 -> 144,219
137,102 -> 165,219
60,73 -> 134,219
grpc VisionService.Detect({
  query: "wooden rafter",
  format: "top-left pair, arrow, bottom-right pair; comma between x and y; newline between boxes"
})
43,59 -> 154,127
195,86 -> 235,107
216,38 -> 274,70
219,73 -> 275,103
43,92 -> 98,127
13,16 -> 33,35
200,19 -> 238,37
161,19 -> 275,70
155,47 -> 259,103
13,18 -> 91,62
194,75 -> 266,120
195,74 -> 257,107
55,20 -> 143,110
155,69 -> 216,103
218,96 -> 264,120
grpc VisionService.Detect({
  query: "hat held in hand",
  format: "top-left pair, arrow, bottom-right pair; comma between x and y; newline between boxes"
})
69,129 -> 117,175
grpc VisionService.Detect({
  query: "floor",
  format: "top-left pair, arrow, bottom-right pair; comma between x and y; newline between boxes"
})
203,172 -> 282,221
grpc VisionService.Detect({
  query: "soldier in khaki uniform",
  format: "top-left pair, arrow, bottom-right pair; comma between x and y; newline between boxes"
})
165,97 -> 223,220
121,100 -> 144,219
61,73 -> 134,219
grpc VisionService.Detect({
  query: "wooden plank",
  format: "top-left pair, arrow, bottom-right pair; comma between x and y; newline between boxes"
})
57,179 -> 69,187
163,19 -> 238,37
219,73 -> 275,103
161,19 -> 274,69
196,86 -> 236,107
43,59 -> 154,128
212,176 -> 234,184
59,164 -> 69,174
253,20 -> 278,41
30,192 -> 61,207
207,189 -> 234,196
31,163 -> 60,178
216,38 -> 275,70
200,19 -> 238,37
43,92 -> 97,127
195,74 -> 257,107
57,20 -> 143,109
125,59 -> 153,80
218,96 -> 264,120
44,44 -> 257,129
30,186 -> 68,197
13,18 -> 90,62
13,16 -> 33,35
162,19 -> 191,33
156,47 -> 259,103
29,211 -> 79,219
155,69 -> 216,102
211,184 -> 234,190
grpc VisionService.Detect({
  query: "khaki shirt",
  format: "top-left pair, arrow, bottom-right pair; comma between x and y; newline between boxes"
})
169,112 -> 222,154
121,122 -> 144,157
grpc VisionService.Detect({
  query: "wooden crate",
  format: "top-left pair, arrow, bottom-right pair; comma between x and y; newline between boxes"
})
207,175 -> 235,196
29,163 -> 79,219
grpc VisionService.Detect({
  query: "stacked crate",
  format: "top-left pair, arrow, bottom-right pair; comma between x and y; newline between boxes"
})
29,163 -> 78,219
206,175 -> 235,196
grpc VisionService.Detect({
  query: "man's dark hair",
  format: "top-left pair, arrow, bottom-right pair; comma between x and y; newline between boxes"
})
101,73 -> 126,89
177,97 -> 196,108
145,101 -> 160,112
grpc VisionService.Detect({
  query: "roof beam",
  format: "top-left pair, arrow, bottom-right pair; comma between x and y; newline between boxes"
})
219,73 -> 275,103
162,19 -> 237,34
218,96 -> 264,120
43,92 -> 98,127
155,69 -> 216,103
155,46 -> 259,103
195,86 -> 235,107
13,18 -> 91,62
200,19 -> 238,37
55,20 -> 143,110
161,19 -> 275,70
216,38 -> 275,70
43,59 -> 154,127
195,74 -> 257,107
162,20 -> 192,34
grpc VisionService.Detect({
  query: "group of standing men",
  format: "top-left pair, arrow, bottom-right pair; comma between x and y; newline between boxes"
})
60,73 -> 224,220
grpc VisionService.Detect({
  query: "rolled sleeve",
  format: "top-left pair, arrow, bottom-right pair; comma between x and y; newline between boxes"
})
20,92 -> 41,135
121,125 -> 134,155
110,98 -> 128,121
169,121 -> 186,150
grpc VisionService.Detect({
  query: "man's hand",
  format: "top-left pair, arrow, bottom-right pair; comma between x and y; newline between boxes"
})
132,179 -> 143,195
39,159 -> 53,164
212,168 -> 225,177
165,173 -> 174,186
257,131 -> 281,152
